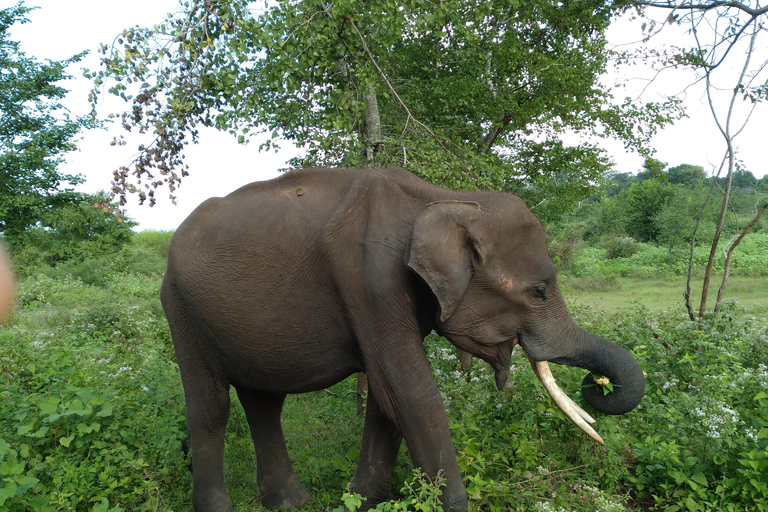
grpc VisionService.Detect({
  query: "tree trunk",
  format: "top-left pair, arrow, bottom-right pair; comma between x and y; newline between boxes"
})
684,173 -> 720,321
698,147 -> 734,321
363,85 -> 382,164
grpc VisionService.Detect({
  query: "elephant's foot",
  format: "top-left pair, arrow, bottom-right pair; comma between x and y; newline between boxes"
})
350,478 -> 391,511
192,488 -> 234,512
259,474 -> 312,510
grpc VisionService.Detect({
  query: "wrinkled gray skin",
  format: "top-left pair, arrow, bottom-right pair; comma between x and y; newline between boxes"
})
161,167 -> 645,512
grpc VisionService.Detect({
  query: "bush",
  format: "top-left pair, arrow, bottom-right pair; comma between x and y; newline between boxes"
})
600,236 -> 640,260
563,233 -> 768,280
548,233 -> 582,272
1,282 -> 186,511
560,275 -> 621,293
571,303 -> 768,511
4,242 -> 767,512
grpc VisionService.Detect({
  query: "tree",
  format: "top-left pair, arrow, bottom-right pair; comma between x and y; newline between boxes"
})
604,171 -> 635,197
622,177 -> 674,242
630,0 -> 768,319
667,163 -> 705,186
655,183 -> 714,255
14,192 -> 136,268
90,0 -> 680,214
729,168 -> 758,189
0,3 -> 134,261
0,3 -> 87,244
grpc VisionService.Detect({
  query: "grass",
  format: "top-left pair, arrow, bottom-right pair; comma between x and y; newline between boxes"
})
3,230 -> 767,511
561,275 -> 768,314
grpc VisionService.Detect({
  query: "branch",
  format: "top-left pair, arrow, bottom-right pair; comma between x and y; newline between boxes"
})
713,199 -> 768,313
344,15 -> 471,172
633,0 -> 768,18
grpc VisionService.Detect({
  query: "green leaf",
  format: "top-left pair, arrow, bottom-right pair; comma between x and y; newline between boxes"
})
0,482 -> 17,506
690,472 -> 708,487
13,475 -> 39,488
96,404 -> 113,418
38,397 -> 60,416
91,497 -> 110,512
0,459 -> 25,476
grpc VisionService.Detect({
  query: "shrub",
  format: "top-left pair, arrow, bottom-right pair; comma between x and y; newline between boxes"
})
5,245 -> 767,512
548,233 -> 582,272
600,236 -> 640,260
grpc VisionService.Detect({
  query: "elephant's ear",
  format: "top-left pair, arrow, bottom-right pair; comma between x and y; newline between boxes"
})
406,201 -> 486,322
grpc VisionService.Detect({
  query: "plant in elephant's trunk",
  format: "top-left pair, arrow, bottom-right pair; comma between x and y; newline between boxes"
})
161,167 -> 645,512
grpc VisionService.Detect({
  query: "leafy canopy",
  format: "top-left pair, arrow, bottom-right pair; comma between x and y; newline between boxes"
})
0,3 -> 134,258
92,0 -> 680,217
0,4 -> 83,240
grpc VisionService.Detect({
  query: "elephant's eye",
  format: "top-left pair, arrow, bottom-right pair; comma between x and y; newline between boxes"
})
531,285 -> 547,303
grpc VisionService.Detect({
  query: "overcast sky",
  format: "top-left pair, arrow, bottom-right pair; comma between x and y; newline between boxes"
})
10,0 -> 768,231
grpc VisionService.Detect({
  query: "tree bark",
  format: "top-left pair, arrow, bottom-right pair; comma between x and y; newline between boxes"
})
698,147 -> 734,320
684,173 -> 720,321
363,85 -> 382,164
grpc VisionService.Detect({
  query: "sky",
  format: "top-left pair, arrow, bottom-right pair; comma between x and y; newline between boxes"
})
9,0 -> 768,231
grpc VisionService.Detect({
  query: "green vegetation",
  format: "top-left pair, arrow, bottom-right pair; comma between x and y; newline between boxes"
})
91,0 -> 679,214
2,4 -> 766,510
0,4 -> 119,251
2,225 -> 767,511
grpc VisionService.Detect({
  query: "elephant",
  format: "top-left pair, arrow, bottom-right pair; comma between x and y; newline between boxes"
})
160,166 -> 645,512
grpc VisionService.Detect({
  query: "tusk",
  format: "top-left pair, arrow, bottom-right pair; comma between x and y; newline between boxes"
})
529,357 -> 604,445
528,358 -> 594,423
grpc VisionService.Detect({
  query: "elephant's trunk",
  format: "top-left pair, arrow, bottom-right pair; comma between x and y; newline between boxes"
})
529,326 -> 645,444
567,333 -> 646,416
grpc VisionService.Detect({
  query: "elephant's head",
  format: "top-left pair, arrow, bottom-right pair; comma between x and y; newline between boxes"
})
406,200 -> 645,443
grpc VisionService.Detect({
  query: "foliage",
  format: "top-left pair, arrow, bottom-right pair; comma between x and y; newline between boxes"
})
600,235 -> 640,260
553,164 -> 766,254
622,178 -> 675,242
90,0 -> 679,214
0,265 -> 185,511
561,233 -> 768,279
337,469 -> 446,512
10,193 -> 136,270
2,232 -> 767,511
582,303 -> 768,511
667,164 -> 706,187
0,3 -> 94,246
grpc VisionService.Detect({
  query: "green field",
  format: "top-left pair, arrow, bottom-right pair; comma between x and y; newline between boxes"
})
563,275 -> 768,314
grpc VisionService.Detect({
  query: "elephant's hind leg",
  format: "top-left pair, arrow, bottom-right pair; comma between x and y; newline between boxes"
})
179,364 -> 232,512
235,388 -> 312,510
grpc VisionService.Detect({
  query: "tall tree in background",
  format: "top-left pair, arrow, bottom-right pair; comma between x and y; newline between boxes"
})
90,0 -> 679,217
0,3 -> 135,261
0,4 -> 85,244
632,0 -> 767,319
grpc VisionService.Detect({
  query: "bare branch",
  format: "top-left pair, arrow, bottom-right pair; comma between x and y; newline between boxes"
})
633,0 -> 768,18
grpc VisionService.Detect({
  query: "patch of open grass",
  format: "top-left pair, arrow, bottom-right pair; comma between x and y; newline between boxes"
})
562,275 -> 768,314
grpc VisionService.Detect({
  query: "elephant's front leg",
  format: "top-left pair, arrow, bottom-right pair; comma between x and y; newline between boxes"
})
363,339 -> 469,512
